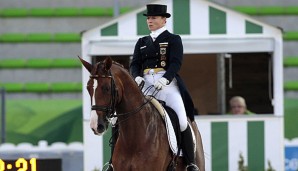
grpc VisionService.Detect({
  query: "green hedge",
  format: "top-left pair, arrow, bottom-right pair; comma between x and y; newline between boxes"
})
0,33 -> 80,43
1,57 -> 298,69
0,7 -> 131,17
2,6 -> 298,17
0,82 -> 82,92
233,6 -> 298,15
1,6 -> 298,18
0,58 -> 81,68
1,81 -> 297,92
284,57 -> 298,67
284,81 -> 298,91
283,31 -> 298,41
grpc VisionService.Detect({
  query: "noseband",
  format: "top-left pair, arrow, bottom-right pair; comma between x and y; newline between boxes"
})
90,70 -> 118,119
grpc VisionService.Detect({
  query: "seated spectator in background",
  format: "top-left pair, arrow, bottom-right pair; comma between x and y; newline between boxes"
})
229,96 -> 254,115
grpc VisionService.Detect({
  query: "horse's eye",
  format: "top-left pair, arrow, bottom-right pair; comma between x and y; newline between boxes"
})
87,80 -> 94,88
102,85 -> 110,93
87,83 -> 93,89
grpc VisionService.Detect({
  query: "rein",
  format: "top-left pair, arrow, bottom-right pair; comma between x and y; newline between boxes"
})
108,86 -> 160,126
90,66 -> 160,124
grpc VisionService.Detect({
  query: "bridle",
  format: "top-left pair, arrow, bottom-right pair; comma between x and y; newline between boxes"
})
89,63 -> 157,124
90,69 -> 118,119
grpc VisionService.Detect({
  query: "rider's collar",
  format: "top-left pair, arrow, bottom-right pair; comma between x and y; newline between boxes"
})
150,26 -> 167,40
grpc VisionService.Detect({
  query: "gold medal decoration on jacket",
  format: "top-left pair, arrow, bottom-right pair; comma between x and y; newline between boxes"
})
159,42 -> 168,67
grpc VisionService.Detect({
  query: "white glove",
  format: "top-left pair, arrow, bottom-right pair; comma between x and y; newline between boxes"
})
135,76 -> 144,86
154,77 -> 169,90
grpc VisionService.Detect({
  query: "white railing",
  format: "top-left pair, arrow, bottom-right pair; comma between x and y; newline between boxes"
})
0,140 -> 83,152
285,138 -> 298,146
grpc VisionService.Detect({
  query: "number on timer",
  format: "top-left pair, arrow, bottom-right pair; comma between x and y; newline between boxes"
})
30,158 -> 37,171
0,158 -> 37,171
0,159 -> 4,171
16,158 -> 37,171
16,158 -> 28,171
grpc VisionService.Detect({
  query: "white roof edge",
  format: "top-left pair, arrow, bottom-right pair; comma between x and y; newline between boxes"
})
88,37 -> 275,56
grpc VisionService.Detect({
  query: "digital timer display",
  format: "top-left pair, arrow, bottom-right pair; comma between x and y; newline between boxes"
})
0,158 -> 61,171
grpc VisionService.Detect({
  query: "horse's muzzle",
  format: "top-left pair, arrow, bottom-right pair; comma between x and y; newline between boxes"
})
97,123 -> 106,133
91,122 -> 107,135
90,110 -> 108,135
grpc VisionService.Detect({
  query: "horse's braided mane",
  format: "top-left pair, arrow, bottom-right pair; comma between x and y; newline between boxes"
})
112,61 -> 125,69
96,60 -> 130,74
96,60 -> 123,68
111,61 -> 135,80
113,61 -> 132,77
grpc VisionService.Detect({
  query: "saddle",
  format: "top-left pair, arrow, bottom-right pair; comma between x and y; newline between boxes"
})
146,96 -> 196,155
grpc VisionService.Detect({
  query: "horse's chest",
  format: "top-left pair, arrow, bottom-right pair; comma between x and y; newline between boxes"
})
114,147 -> 168,170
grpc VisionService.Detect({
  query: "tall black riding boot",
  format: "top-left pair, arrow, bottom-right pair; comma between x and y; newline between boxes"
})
104,126 -> 118,171
181,126 -> 200,171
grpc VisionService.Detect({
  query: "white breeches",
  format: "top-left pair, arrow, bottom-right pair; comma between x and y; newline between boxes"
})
142,69 -> 188,131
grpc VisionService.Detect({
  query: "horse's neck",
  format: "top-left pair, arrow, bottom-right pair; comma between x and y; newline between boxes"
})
118,106 -> 161,147
113,68 -> 161,140
117,88 -> 148,124
116,81 -> 145,113
116,89 -> 160,141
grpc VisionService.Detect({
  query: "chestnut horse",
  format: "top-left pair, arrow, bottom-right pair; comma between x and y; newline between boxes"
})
79,57 -> 205,171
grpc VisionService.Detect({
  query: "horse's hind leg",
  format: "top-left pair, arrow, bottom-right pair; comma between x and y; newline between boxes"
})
191,121 -> 205,171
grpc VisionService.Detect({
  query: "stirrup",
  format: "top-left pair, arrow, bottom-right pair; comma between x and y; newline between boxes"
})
186,163 -> 200,171
102,162 -> 114,171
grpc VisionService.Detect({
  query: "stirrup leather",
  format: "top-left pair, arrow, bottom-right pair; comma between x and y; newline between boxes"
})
186,163 -> 200,171
102,162 -> 114,171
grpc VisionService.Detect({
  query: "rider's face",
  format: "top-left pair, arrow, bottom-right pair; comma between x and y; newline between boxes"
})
147,16 -> 166,31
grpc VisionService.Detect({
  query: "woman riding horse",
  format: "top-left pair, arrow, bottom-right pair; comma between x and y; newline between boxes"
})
79,4 -> 205,171
79,56 -> 205,171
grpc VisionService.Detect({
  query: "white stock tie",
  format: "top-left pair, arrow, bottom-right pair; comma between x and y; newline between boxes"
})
150,32 -> 157,42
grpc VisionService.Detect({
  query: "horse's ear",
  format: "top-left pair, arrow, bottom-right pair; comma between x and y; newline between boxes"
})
103,57 -> 113,71
78,56 -> 93,73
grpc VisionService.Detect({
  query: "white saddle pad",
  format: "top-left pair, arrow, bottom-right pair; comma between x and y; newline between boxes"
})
147,96 -> 196,155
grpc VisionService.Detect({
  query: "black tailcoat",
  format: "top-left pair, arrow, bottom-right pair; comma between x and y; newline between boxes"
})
130,30 -> 196,121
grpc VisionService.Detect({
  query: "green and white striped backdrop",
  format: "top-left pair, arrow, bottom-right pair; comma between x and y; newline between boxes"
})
82,1 -> 283,170
196,115 -> 284,171
96,0 -> 279,39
